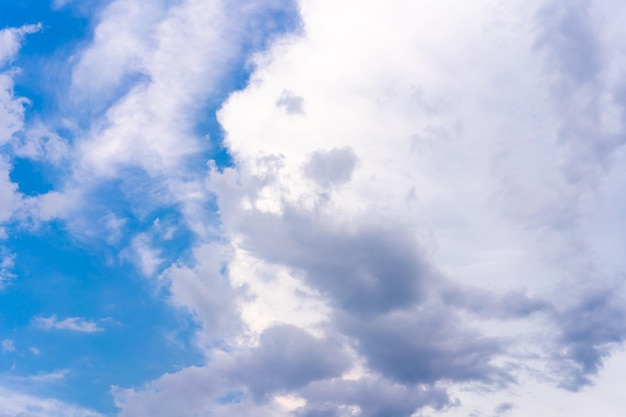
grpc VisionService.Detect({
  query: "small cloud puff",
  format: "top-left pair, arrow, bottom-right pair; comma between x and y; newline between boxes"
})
276,89 -> 305,115
1,339 -> 15,352
303,147 -> 358,187
34,315 -> 104,333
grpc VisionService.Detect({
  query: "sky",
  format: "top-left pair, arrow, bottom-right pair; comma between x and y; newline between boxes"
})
1,0 -> 626,416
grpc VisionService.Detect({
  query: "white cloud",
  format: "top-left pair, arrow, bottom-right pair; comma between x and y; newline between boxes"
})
0,251 -> 16,289
0,385 -> 102,417
0,25 -> 43,240
7,369 -> 70,384
201,0 -> 626,414
34,315 -> 104,333
12,124 -> 70,164
0,25 -> 41,145
1,339 -> 14,353
33,191 -> 75,221
71,0 -> 256,181
128,233 -> 163,277
160,242 -> 239,345
0,160 -> 20,226
39,0 -> 299,243
52,0 -> 74,9
0,73 -> 28,147
0,25 -> 41,69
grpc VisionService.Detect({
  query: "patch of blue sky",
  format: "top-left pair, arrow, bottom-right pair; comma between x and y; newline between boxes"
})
9,157 -> 56,196
68,171 -> 200,266
0,222 -> 203,414
218,390 -> 245,405
1,0 -> 92,119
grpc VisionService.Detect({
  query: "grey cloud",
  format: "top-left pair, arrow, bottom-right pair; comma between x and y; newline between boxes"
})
239,208 -> 427,315
535,0 -> 625,187
339,307 -> 509,386
535,1 -> 600,84
441,286 -> 552,319
229,324 -> 352,398
531,1 -> 626,391
296,376 -> 449,417
276,90 -> 305,115
217,178 -> 515,392
551,288 -> 626,390
303,147 -> 358,187
115,324 -> 351,416
494,402 -> 514,416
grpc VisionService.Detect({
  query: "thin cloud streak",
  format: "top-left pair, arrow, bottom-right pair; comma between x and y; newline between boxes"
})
34,315 -> 104,333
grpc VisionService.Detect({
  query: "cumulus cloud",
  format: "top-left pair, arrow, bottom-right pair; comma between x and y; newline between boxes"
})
113,324 -> 350,417
296,376 -> 449,417
202,0 -> 626,414
228,324 -> 351,399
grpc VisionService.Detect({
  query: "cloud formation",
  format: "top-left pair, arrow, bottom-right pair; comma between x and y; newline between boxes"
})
3,0 -> 626,416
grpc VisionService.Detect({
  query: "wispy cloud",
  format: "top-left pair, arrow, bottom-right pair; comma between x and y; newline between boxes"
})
1,339 -> 14,353
0,385 -> 102,417
9,369 -> 70,383
34,315 -> 104,333
0,253 -> 15,290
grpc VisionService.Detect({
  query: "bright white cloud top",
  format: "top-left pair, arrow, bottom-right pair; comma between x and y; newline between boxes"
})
1,0 -> 626,416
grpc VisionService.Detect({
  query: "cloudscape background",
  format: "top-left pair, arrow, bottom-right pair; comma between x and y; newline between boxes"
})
1,0 -> 626,416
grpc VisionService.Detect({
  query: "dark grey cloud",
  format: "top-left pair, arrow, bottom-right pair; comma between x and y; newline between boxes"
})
339,307 -> 509,385
239,208 -> 428,315
296,376 -> 450,417
535,0 -> 626,187
223,199 -> 514,395
532,1 -> 626,391
276,90 -> 305,115
551,287 -> 626,390
303,148 -> 358,187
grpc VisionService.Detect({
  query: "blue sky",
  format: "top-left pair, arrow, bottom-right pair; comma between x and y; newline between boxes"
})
2,1 -> 626,416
